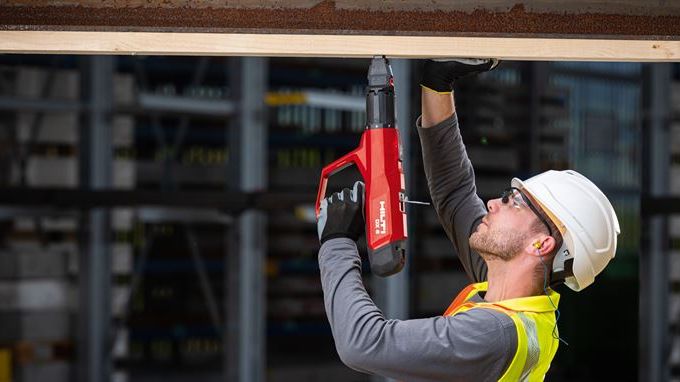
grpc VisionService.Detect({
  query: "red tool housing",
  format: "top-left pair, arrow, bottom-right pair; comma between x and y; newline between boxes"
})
315,56 -> 407,277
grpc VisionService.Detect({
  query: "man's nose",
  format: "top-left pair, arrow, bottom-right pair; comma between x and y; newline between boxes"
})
487,198 -> 502,212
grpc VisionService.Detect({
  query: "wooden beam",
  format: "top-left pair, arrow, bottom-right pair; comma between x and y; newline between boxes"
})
0,31 -> 678,61
2,1 -> 678,61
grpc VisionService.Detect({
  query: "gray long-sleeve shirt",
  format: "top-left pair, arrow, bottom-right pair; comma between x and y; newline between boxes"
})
318,113 -> 518,381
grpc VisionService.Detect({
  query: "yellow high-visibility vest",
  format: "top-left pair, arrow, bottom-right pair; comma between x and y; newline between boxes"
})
444,282 -> 560,382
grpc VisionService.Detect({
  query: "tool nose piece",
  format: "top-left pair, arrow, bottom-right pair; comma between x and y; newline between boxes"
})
368,55 -> 392,87
365,55 -> 395,130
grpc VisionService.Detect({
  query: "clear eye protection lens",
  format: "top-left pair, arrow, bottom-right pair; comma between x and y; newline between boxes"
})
501,187 -> 553,237
501,189 -> 522,209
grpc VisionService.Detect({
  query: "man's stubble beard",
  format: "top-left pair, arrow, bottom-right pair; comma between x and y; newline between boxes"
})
469,223 -> 527,261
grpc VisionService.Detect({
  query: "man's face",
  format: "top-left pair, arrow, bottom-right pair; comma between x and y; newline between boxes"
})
469,188 -> 544,261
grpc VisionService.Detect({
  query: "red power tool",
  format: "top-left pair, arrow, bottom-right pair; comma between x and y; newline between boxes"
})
315,56 -> 407,277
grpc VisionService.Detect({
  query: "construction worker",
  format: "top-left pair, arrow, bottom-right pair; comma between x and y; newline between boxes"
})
316,59 -> 621,381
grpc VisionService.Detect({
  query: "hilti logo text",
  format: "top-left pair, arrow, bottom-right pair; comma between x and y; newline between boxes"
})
374,201 -> 387,235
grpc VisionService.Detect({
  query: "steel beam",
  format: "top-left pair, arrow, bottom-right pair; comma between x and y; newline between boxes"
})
642,197 -> 680,215
225,57 -> 268,382
0,96 -> 82,112
640,63 -> 673,382
137,93 -> 237,117
77,55 -> 114,382
0,188 -> 308,211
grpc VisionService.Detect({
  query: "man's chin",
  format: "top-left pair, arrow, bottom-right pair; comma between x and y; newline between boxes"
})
468,235 -> 486,255
469,231 -> 484,246
470,236 -> 508,261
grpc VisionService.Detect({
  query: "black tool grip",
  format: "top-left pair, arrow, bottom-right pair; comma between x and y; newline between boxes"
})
368,240 -> 406,277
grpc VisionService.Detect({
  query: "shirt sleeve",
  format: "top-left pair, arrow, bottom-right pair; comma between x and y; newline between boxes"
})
416,113 -> 488,283
319,238 -> 516,382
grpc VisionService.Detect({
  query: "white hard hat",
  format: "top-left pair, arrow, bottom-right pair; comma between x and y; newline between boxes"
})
511,170 -> 620,291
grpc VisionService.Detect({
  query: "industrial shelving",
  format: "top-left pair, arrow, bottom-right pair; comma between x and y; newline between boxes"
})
0,59 -> 135,382
114,56 -> 232,381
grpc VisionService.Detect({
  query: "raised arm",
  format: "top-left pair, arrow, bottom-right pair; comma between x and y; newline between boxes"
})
418,59 -> 499,283
319,238 -> 515,381
421,85 -> 455,128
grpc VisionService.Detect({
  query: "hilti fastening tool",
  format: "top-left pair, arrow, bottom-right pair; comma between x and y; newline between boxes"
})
315,56 -> 408,277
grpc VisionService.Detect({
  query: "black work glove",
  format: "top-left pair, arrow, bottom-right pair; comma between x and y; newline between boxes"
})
317,181 -> 365,245
421,58 -> 500,93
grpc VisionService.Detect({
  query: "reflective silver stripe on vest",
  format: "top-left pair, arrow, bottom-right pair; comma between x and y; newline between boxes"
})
517,313 -> 540,381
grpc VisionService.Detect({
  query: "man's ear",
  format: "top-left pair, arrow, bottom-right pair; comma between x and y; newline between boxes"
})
527,236 -> 556,258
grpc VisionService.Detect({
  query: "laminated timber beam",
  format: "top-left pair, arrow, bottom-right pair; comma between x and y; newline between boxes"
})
1,1 -> 680,61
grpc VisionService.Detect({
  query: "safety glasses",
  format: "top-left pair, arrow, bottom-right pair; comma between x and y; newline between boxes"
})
501,187 -> 553,237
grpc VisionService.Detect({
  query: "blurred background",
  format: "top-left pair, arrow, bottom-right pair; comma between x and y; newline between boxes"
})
0,55 -> 675,381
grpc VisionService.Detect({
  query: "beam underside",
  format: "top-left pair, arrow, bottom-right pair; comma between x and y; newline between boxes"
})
0,32 -> 679,61
1,1 -> 680,61
2,2 -> 680,37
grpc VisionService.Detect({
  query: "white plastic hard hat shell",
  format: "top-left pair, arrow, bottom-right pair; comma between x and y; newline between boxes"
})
512,170 -> 620,291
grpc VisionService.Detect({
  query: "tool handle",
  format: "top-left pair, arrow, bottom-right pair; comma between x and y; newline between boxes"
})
315,149 -> 362,218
